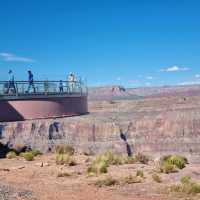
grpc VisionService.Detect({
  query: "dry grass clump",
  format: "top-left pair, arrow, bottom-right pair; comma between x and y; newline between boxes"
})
87,151 -> 152,176
160,162 -> 178,174
57,172 -> 71,177
94,176 -> 119,187
170,176 -> 200,195
55,154 -> 76,166
87,151 -> 124,176
55,145 -> 75,155
124,156 -> 136,164
6,151 -> 17,159
123,175 -> 142,184
135,153 -> 150,164
55,144 -> 76,166
94,174 -> 143,187
152,174 -> 162,183
87,159 -> 108,176
97,150 -> 124,165
136,170 -> 144,178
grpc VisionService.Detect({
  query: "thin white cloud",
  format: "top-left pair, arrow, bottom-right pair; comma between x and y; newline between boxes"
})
128,79 -> 139,84
116,77 -> 121,81
195,74 -> 200,78
145,82 -> 151,86
161,65 -> 190,72
146,76 -> 153,80
0,52 -> 35,62
178,81 -> 200,86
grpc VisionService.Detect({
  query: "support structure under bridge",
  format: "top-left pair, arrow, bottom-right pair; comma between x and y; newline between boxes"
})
0,80 -> 88,122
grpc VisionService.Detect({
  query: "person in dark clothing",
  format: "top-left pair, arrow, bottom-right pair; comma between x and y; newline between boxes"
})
59,80 -> 64,93
26,70 -> 36,93
6,70 -> 16,94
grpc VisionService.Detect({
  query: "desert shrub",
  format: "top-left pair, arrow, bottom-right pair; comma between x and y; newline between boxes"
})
170,176 -> 200,195
19,152 -> 25,157
160,162 -> 178,174
161,155 -> 188,169
124,156 -> 136,164
87,160 -> 108,176
6,151 -> 17,159
135,153 -> 150,164
136,170 -> 144,178
87,151 -> 125,176
95,176 -> 119,187
30,149 -> 42,157
55,154 -> 76,166
123,175 -> 142,184
98,150 -> 124,165
152,174 -> 162,183
55,145 -> 75,155
180,176 -> 191,185
57,172 -> 71,177
22,152 -> 34,161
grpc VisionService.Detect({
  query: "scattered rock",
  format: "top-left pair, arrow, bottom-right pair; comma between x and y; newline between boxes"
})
0,168 -> 10,172
35,162 -> 49,167
10,166 -> 25,170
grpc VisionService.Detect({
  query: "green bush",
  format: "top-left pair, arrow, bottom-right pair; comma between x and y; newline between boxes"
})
161,155 -> 188,169
166,155 -> 187,169
6,151 -> 17,159
152,174 -> 162,183
30,149 -> 42,157
55,145 -> 75,155
22,152 -> 34,161
55,154 -> 76,166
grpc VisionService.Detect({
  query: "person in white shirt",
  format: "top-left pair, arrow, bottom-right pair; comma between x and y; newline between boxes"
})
68,72 -> 76,93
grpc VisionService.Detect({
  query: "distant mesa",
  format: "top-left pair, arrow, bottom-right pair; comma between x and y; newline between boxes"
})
88,85 -> 141,101
89,84 -> 200,101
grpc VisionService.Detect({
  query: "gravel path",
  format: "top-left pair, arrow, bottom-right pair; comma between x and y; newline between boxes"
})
0,183 -> 37,200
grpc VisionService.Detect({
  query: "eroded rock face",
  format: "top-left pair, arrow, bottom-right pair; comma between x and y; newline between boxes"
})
1,97 -> 200,163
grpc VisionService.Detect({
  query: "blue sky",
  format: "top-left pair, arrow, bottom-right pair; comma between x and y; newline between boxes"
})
0,0 -> 200,87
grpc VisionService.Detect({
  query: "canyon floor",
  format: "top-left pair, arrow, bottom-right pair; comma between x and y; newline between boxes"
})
0,153 -> 200,200
1,96 -> 200,200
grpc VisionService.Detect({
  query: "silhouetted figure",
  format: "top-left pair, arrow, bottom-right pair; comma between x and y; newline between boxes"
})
27,70 -> 36,93
6,70 -> 16,94
59,80 -> 64,93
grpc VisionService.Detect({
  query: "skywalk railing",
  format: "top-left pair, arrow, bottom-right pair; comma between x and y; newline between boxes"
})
0,80 -> 88,98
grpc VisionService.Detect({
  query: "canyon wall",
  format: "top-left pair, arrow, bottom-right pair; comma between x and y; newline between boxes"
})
1,97 -> 200,163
